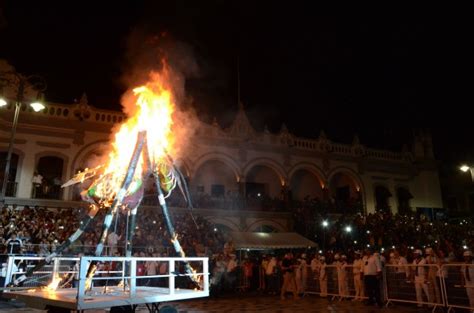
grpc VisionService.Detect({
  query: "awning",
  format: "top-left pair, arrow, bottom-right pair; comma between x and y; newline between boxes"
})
229,232 -> 318,250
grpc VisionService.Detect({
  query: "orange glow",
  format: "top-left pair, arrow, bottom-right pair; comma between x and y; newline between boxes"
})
93,68 -> 176,199
46,272 -> 62,291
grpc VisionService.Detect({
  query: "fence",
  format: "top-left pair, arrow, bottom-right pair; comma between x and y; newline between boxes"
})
384,263 -> 445,312
2,255 -> 473,312
441,263 -> 474,313
3,256 -> 79,288
305,264 -> 367,301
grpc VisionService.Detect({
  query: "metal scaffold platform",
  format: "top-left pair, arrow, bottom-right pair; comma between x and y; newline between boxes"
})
2,255 -> 209,312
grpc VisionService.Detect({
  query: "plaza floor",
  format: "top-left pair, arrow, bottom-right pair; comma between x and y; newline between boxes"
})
0,295 -> 435,312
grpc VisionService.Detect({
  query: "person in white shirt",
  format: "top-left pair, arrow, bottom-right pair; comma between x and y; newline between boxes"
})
412,249 -> 431,307
294,253 -> 308,295
363,248 -> 382,306
338,255 -> 349,298
319,256 -> 327,297
461,250 -> 474,310
145,256 -> 158,287
394,250 -> 409,278
300,254 -> 308,294
310,255 -> 321,281
425,247 -> 441,304
225,254 -> 238,291
387,250 -> 408,300
332,253 -> 341,295
106,231 -> 121,256
352,251 -> 364,301
31,172 -> 43,197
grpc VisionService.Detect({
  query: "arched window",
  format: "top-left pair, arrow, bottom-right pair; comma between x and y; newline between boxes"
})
397,187 -> 413,214
34,156 -> 64,199
329,172 -> 361,213
375,185 -> 392,212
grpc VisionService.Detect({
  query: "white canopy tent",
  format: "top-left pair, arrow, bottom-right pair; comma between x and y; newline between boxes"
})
228,232 -> 317,250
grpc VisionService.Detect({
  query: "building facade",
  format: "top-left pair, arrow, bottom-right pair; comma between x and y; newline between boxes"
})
0,95 -> 443,231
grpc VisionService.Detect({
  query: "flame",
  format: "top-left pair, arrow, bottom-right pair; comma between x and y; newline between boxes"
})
93,69 -> 176,199
46,272 -> 62,291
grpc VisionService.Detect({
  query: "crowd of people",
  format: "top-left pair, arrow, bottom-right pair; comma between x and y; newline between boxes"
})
293,209 -> 474,260
0,204 -> 227,257
208,245 -> 474,309
1,202 -> 473,309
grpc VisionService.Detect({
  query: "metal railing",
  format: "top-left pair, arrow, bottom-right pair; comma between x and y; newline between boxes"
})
305,264 -> 368,300
2,255 -> 209,311
3,256 -> 79,287
384,264 -> 444,312
441,263 -> 474,313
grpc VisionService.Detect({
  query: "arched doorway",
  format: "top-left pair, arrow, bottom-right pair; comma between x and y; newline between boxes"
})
328,172 -> 361,213
0,152 -> 19,197
289,169 -> 323,203
375,185 -> 392,212
397,187 -> 413,214
191,159 -> 239,209
245,165 -> 282,211
35,156 -> 64,199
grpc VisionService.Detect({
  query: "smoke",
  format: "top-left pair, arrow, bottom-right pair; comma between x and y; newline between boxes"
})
0,59 -> 15,72
117,29 -> 203,160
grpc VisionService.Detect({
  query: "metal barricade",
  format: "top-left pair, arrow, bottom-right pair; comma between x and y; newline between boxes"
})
304,264 -> 367,300
441,263 -> 474,313
325,265 -> 341,299
342,265 -> 367,301
304,265 -> 321,295
384,264 -> 444,312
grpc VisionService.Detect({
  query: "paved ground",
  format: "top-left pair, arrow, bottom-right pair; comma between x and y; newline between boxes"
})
0,295 -> 435,312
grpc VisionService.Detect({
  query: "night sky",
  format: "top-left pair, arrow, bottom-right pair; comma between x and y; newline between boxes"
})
1,2 -> 472,168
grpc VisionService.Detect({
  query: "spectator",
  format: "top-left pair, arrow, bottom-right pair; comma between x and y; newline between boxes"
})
32,172 -> 43,198
5,233 -> 22,254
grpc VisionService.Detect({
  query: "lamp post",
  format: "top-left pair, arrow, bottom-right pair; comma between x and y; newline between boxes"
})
344,225 -> 352,250
321,220 -> 329,251
0,71 -> 46,203
460,165 -> 474,182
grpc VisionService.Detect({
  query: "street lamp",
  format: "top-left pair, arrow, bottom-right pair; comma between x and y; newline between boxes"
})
0,71 -> 47,203
460,165 -> 474,182
321,220 -> 329,251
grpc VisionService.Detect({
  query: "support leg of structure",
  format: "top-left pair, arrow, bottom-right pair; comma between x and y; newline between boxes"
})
86,131 -> 147,283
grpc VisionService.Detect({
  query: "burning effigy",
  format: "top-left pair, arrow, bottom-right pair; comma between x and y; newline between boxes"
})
13,63 -> 199,288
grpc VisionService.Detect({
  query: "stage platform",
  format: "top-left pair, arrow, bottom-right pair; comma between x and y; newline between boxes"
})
2,256 -> 209,311
4,285 -> 208,310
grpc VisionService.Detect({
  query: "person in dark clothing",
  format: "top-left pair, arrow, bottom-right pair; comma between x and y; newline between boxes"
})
5,233 -> 22,254
280,253 -> 298,300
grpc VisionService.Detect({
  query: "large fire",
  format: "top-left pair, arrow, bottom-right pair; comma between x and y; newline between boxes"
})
93,70 -> 175,199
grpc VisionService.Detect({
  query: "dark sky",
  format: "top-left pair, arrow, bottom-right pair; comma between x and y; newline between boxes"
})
0,2 -> 472,166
